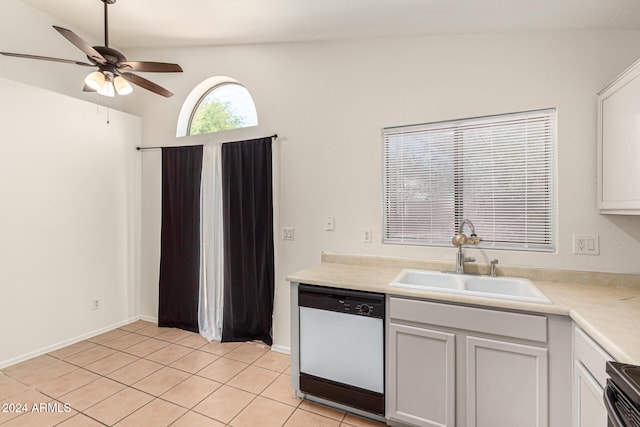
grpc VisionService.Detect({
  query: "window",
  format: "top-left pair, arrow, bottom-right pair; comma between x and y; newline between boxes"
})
383,109 -> 556,252
188,83 -> 258,136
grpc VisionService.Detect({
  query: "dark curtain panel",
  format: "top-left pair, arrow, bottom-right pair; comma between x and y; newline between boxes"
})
158,145 -> 203,333
221,137 -> 274,345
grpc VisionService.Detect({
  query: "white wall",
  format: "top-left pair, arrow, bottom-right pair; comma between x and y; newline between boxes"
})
0,76 -> 141,367
128,31 -> 640,350
0,0 -> 145,367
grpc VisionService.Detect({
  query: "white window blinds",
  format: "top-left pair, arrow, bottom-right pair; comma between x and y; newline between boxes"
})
383,109 -> 556,252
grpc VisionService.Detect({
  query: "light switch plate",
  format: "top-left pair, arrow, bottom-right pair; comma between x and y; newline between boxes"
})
573,234 -> 599,255
282,227 -> 294,241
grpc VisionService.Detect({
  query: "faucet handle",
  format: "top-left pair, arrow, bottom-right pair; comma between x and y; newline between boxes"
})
490,259 -> 499,277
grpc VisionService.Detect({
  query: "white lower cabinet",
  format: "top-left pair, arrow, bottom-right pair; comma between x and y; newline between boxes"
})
574,362 -> 607,427
465,336 -> 548,427
572,327 -> 612,427
387,297 -> 570,427
387,323 -> 456,427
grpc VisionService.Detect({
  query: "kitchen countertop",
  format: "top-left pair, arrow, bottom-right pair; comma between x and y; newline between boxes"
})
287,253 -> 640,364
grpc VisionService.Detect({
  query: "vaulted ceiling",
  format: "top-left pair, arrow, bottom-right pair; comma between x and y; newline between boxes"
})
20,0 -> 640,49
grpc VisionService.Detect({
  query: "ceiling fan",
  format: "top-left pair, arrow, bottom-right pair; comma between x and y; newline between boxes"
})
0,0 -> 183,97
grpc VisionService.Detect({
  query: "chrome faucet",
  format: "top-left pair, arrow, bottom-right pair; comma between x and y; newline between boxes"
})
452,219 -> 481,274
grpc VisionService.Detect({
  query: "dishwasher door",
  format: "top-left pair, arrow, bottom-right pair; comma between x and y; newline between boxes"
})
298,284 -> 385,415
300,307 -> 384,391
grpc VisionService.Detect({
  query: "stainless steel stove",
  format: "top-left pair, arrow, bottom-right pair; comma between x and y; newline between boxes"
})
605,362 -> 640,427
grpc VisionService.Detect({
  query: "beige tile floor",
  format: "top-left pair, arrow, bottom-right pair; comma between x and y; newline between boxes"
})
0,321 -> 385,426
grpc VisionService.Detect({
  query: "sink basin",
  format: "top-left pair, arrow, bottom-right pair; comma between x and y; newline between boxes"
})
463,276 -> 550,301
390,269 -> 551,304
390,269 -> 464,290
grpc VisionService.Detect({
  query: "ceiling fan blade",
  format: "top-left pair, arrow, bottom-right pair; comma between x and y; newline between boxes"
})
0,51 -> 94,66
53,25 -> 106,64
119,72 -> 174,97
119,61 -> 183,73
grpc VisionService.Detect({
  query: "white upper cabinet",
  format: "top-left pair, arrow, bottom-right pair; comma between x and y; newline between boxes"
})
598,58 -> 640,214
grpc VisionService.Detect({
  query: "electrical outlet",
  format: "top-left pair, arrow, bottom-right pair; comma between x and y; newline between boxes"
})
92,298 -> 100,311
573,234 -> 599,255
282,227 -> 295,241
325,216 -> 335,231
362,229 -> 372,243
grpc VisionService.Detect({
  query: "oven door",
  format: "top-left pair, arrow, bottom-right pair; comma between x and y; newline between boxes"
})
604,379 -> 640,427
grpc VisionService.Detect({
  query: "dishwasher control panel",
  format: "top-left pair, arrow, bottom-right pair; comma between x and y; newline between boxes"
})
298,284 -> 384,319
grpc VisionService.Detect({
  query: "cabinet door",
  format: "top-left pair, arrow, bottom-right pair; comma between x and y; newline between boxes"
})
573,327 -> 612,390
388,323 -> 456,427
574,362 -> 608,427
466,336 -> 548,427
598,59 -> 640,213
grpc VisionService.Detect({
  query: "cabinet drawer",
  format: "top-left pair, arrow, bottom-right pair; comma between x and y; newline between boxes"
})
389,297 -> 547,343
574,327 -> 613,388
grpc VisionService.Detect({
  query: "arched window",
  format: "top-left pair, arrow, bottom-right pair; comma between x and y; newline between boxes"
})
188,83 -> 258,135
177,77 -> 258,137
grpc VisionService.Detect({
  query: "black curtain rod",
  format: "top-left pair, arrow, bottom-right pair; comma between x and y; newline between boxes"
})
136,134 -> 278,151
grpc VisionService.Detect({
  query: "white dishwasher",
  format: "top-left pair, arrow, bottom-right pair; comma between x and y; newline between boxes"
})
298,284 -> 385,416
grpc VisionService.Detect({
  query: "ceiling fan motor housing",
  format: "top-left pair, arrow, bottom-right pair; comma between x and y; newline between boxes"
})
91,46 -> 126,66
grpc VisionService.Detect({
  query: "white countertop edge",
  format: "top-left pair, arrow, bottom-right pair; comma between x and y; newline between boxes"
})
569,309 -> 630,363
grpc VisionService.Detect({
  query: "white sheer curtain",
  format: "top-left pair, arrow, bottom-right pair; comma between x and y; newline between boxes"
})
198,144 -> 224,341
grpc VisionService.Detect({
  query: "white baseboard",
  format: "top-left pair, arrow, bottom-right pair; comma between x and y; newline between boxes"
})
138,314 -> 158,324
270,344 -> 291,355
0,315 -> 151,370
1,314 -> 289,369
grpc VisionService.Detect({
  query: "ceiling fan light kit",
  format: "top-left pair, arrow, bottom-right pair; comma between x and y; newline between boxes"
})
0,0 -> 182,98
84,70 -> 105,91
84,70 -> 132,96
113,75 -> 132,95
99,79 -> 115,97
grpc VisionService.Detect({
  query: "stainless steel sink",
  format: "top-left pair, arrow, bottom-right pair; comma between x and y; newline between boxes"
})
390,269 -> 551,304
